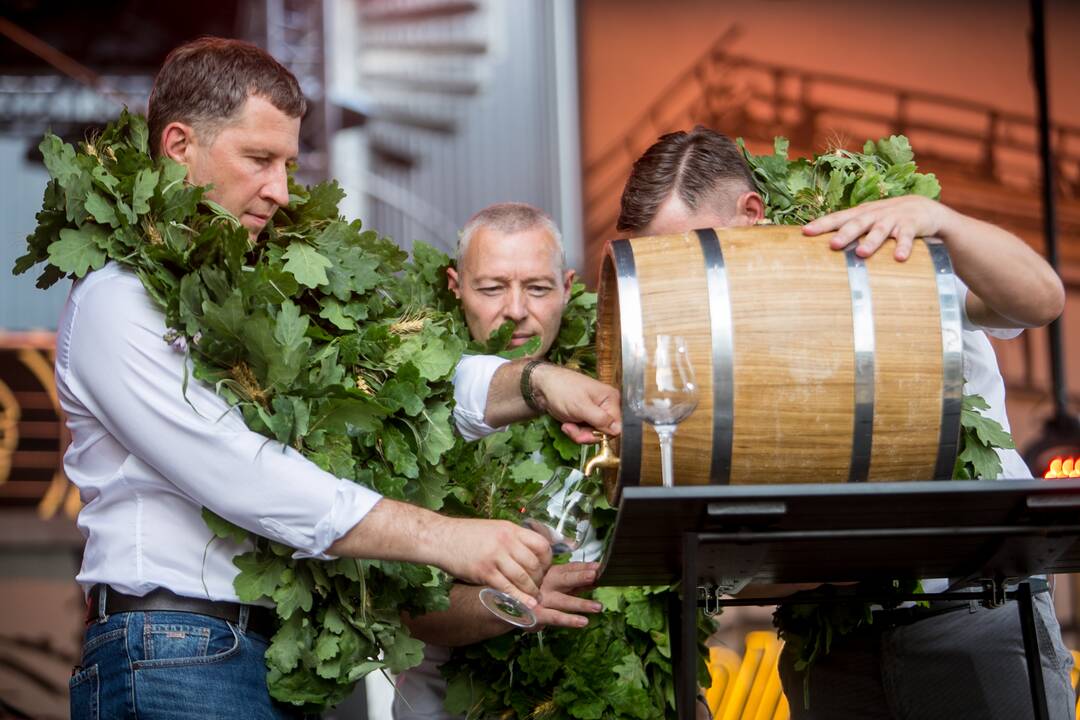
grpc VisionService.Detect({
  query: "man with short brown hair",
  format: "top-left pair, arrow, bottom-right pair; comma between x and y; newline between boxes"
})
64,39 -> 620,719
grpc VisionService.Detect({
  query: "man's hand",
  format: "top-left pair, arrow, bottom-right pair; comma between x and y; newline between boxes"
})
430,515 -> 553,609
804,195 -> 1064,329
403,561 -> 603,645
329,499 -> 552,611
804,195 -> 952,262
484,360 -> 621,443
529,364 -> 621,443
528,562 -> 604,630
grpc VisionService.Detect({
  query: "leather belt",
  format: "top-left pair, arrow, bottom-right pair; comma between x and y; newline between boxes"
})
873,579 -> 1051,630
87,584 -> 278,639
872,600 -> 974,629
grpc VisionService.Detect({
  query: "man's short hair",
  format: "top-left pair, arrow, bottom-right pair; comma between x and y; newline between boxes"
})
616,125 -> 756,233
148,37 -> 307,156
458,202 -> 565,271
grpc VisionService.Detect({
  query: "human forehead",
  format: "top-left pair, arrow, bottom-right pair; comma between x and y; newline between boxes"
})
643,191 -> 735,236
461,225 -> 562,279
210,95 -> 300,159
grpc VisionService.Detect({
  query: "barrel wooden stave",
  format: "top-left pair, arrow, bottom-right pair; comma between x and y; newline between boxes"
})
865,245 -> 943,480
725,231 -> 856,484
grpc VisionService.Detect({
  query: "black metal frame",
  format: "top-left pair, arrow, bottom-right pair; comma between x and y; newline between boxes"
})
598,479 -> 1080,720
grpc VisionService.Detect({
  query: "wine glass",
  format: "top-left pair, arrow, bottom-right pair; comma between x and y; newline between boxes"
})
479,466 -> 600,628
627,334 -> 699,488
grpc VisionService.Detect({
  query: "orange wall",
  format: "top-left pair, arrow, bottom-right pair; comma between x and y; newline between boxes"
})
580,0 -> 1080,162
577,0 -> 1080,463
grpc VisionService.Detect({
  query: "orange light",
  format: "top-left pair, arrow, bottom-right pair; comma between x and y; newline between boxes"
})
1044,456 -> 1080,479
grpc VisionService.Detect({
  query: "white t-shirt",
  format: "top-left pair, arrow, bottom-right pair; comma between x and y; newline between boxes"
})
955,283 -> 1031,481
916,277 -> 1030,593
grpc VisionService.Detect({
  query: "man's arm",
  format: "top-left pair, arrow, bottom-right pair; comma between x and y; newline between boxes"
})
805,195 -> 1065,329
484,360 -> 622,443
328,498 -> 552,610
402,562 -> 603,647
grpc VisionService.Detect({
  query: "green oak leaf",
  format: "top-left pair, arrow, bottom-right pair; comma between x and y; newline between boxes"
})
282,243 -> 332,288
265,612 -> 308,674
201,508 -> 249,544
233,550 -> 287,603
84,192 -> 119,227
382,631 -> 424,672
132,167 -> 159,215
47,226 -> 108,276
419,403 -> 455,465
272,567 -> 315,619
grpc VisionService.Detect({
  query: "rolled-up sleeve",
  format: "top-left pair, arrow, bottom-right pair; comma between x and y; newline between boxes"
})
954,276 -> 1023,340
61,269 -> 381,559
453,354 -> 510,441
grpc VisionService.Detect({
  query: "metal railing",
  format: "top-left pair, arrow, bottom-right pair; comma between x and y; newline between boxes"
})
583,31 -> 1080,247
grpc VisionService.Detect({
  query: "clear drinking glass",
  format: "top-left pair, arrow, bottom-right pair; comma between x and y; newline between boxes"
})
478,466 -> 599,628
627,334 -> 699,488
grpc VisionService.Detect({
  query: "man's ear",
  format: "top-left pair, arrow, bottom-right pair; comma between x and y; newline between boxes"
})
160,121 -> 196,164
446,266 -> 462,299
562,268 -> 575,303
734,191 -> 766,226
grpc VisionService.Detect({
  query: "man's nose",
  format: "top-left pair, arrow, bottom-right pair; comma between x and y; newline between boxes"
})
503,288 -> 528,321
262,162 -> 290,208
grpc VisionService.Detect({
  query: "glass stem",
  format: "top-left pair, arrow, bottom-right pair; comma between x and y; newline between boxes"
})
656,425 -> 676,488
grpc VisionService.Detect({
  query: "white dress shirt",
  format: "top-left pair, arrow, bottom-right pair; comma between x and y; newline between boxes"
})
57,263 -> 499,603
451,354 -> 509,441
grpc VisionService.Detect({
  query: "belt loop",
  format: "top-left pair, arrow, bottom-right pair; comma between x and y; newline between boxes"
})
238,604 -> 250,633
97,585 -> 108,622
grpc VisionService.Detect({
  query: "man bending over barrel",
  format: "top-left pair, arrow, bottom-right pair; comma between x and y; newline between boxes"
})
617,126 -> 1073,720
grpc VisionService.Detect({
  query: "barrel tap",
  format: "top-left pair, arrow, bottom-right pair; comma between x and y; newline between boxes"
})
584,432 -> 619,476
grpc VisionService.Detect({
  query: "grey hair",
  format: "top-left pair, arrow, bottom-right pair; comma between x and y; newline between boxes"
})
458,202 -> 565,271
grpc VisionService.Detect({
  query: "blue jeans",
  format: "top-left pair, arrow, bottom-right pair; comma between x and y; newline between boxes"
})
69,610 -> 306,720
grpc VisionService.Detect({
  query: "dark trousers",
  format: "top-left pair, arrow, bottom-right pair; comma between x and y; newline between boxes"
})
778,593 -> 1075,720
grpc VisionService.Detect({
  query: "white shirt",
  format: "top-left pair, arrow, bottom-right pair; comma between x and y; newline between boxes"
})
955,277 -> 1031,480
452,354 -> 509,441
57,263 -> 502,603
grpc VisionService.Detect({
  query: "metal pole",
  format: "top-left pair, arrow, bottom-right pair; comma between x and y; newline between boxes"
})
1030,0 -> 1069,421
1017,582 -> 1051,720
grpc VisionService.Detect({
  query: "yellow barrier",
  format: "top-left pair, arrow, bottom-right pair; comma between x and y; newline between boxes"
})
710,635 -> 1079,720
1072,650 -> 1080,718
706,632 -> 789,720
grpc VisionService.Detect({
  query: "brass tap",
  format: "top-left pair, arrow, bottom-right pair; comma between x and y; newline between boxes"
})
584,432 -> 620,476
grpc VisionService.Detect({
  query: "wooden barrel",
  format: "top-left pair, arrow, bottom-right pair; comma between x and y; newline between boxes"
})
596,226 -> 963,496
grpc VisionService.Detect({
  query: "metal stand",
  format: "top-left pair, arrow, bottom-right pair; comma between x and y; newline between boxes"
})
599,479 -> 1080,720
1018,581 -> 1050,720
673,556 -> 1051,720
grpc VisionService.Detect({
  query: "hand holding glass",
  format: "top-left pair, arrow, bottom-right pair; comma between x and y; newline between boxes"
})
478,466 -> 598,628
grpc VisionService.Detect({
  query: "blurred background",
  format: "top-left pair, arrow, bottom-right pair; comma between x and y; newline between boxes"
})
1,0 -> 1078,717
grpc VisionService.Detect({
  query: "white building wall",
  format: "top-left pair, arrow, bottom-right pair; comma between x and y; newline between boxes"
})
330,0 -> 583,270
